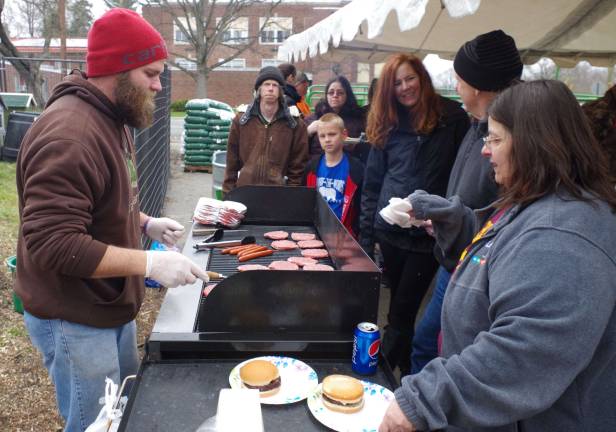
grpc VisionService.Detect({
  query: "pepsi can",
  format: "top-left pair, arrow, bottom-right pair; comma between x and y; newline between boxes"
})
352,322 -> 380,375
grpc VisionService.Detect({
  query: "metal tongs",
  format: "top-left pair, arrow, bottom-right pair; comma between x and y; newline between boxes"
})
193,235 -> 256,251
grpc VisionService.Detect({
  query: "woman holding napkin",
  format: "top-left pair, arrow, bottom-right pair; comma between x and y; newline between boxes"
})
379,80 -> 616,432
359,53 -> 469,376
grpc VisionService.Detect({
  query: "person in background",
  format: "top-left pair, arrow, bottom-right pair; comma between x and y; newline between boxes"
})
582,83 -> 616,182
379,80 -> 616,432
295,70 -> 313,117
223,66 -> 308,194
15,9 -> 209,431
411,29 -> 523,374
303,113 -> 364,237
362,77 -> 379,117
305,75 -> 368,162
360,53 -> 469,377
278,62 -> 301,110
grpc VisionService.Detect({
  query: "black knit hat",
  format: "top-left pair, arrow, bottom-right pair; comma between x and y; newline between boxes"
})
454,29 -> 523,92
254,66 -> 285,90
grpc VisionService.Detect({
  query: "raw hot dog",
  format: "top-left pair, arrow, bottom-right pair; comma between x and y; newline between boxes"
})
226,244 -> 256,255
238,249 -> 274,262
221,244 -> 251,254
238,245 -> 267,258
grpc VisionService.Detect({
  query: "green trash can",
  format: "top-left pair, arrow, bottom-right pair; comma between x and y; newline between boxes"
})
5,255 -> 24,314
212,150 -> 226,200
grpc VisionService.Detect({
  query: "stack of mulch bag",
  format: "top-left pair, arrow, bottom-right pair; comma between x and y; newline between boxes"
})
183,98 -> 235,170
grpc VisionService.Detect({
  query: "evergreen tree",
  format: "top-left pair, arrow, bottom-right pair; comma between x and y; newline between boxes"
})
103,0 -> 140,10
68,0 -> 93,37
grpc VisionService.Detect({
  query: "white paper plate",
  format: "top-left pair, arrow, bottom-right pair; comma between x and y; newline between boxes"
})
307,380 -> 395,432
229,356 -> 318,405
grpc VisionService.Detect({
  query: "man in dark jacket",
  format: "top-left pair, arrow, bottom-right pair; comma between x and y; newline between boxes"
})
223,66 -> 308,194
16,9 -> 208,431
278,62 -> 302,110
410,29 -> 523,374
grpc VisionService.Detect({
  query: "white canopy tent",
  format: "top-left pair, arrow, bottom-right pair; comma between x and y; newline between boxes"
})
278,0 -> 616,67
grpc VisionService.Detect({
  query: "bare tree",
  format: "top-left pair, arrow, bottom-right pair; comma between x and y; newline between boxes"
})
522,57 -> 557,81
146,0 -> 282,97
0,0 -> 47,104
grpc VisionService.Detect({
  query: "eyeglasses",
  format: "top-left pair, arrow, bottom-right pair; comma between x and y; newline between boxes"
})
327,90 -> 346,97
482,135 -> 503,148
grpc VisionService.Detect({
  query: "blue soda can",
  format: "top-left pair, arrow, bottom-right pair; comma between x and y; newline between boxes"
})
352,322 -> 380,375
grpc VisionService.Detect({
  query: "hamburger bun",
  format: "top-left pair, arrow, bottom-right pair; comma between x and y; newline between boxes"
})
321,374 -> 365,414
239,359 -> 281,397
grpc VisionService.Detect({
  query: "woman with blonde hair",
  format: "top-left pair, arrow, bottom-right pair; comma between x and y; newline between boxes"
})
359,53 -> 469,376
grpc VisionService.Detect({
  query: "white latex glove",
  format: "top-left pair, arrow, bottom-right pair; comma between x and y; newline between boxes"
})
145,250 -> 209,288
145,217 -> 185,247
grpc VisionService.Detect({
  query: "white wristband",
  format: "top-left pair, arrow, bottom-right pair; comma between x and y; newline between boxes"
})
145,251 -> 153,277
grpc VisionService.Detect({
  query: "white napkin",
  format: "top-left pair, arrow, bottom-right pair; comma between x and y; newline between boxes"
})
195,388 -> 263,432
379,197 -> 424,228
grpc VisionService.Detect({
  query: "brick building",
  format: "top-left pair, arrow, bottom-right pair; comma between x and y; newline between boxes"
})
142,1 -> 371,107
3,2 -> 373,108
0,39 -> 86,100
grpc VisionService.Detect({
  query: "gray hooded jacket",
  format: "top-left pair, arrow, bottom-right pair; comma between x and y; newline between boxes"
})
396,190 -> 616,431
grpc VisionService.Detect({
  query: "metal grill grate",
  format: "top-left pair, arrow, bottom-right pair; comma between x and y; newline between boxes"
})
206,225 -> 334,276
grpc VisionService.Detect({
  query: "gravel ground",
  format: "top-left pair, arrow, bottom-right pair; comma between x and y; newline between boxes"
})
0,117 -> 200,431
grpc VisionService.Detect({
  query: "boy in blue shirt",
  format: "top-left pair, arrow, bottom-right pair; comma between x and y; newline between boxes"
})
303,113 -> 364,237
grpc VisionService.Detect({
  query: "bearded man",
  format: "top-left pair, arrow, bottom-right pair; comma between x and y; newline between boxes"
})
15,9 -> 208,431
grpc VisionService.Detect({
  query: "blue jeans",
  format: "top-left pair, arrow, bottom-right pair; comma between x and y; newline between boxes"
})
410,266 -> 452,374
23,312 -> 139,432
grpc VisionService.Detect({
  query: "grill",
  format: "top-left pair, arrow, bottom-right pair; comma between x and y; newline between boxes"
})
119,186 -> 395,432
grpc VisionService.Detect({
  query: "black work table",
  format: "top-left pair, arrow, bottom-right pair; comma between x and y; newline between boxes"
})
119,357 -> 395,432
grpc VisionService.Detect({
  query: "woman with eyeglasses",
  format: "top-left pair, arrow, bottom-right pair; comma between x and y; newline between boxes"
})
305,75 -> 369,162
379,80 -> 616,432
360,53 -> 469,376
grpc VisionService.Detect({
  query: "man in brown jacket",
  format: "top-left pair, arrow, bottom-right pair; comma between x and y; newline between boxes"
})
15,9 -> 208,431
223,66 -> 309,194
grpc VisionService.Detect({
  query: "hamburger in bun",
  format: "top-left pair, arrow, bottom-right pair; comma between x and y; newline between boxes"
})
239,359 -> 281,397
321,374 -> 364,413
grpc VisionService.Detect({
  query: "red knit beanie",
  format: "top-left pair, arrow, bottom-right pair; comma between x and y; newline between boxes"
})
86,8 -> 168,77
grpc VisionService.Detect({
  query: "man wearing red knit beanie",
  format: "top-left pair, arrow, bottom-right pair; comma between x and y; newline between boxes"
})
16,8 -> 208,431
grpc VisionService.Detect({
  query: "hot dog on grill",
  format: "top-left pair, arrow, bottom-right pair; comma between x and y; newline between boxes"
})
222,244 -> 254,254
238,249 -> 274,262
238,245 -> 267,258
227,244 -> 257,255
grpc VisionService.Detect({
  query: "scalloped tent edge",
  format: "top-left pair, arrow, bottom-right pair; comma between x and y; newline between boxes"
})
278,0 -> 616,68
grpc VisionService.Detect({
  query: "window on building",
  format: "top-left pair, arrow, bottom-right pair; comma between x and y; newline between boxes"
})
215,58 -> 246,70
174,17 -> 196,45
259,17 -> 292,44
261,59 -> 283,68
218,17 -> 249,45
176,58 -> 198,71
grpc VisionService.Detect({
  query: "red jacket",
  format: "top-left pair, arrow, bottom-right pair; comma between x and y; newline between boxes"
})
303,154 -> 364,237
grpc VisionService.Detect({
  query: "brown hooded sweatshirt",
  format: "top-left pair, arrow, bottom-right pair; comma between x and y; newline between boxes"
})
15,71 -> 144,328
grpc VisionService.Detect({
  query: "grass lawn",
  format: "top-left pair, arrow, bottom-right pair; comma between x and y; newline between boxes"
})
0,161 -> 18,253
170,111 -> 186,118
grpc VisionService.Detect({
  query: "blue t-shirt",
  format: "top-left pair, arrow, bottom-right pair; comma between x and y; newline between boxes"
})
316,154 -> 349,219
